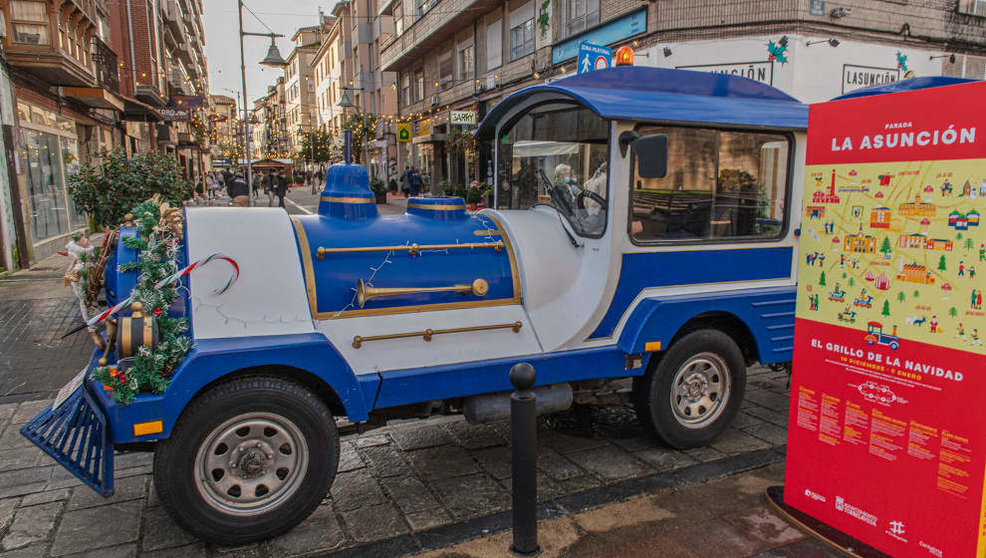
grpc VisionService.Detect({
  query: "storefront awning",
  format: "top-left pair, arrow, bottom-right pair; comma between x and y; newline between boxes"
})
121,94 -> 162,122
512,140 -> 579,158
60,87 -> 125,112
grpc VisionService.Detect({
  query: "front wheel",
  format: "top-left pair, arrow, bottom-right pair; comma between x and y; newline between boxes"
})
154,376 -> 339,544
633,330 -> 747,449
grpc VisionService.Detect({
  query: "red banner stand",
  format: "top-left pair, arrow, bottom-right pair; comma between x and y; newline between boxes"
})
782,80 -> 986,558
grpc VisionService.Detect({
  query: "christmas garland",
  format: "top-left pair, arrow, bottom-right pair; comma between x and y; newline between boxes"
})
93,199 -> 193,404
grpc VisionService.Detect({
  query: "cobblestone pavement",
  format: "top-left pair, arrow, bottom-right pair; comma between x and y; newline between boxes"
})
0,364 -> 796,558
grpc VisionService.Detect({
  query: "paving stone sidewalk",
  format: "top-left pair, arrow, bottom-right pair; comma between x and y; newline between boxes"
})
0,365 -> 794,558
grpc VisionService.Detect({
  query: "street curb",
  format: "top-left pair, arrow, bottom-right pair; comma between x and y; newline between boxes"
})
314,444 -> 788,557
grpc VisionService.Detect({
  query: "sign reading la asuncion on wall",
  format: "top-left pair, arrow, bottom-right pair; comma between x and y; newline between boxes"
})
787,81 -> 986,557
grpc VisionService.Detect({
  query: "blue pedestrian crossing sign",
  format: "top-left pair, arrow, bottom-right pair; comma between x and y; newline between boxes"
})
578,42 -> 612,74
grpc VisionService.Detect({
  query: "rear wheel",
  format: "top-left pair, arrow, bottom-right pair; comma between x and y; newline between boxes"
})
154,376 -> 339,544
633,329 -> 746,449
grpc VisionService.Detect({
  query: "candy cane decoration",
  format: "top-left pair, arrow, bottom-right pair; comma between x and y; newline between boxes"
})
85,253 -> 239,327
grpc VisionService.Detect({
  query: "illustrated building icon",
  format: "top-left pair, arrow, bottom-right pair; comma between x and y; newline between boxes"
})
844,230 -> 877,253
897,263 -> 936,284
898,194 -> 936,217
813,169 -> 841,204
870,206 -> 892,229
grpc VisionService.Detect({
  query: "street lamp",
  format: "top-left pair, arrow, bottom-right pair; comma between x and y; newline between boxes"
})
238,0 -> 286,206
337,84 -> 370,176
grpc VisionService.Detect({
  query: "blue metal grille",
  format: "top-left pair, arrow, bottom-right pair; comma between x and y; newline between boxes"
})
20,388 -> 114,497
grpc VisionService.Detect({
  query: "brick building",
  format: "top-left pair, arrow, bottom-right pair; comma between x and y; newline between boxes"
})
0,0 -> 210,266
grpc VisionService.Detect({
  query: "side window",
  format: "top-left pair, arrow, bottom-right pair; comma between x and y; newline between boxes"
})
630,126 -> 789,242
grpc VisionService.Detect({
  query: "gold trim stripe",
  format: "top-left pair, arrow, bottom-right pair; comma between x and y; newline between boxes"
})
407,203 -> 465,211
290,215 -> 523,320
316,241 -> 503,259
320,196 -> 375,204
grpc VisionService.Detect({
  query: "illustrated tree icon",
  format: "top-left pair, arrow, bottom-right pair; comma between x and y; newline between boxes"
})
898,292 -> 906,303
880,237 -> 892,255
882,300 -> 891,316
914,290 -> 921,299
849,277 -> 855,287
938,255 -> 947,271
819,271 -> 827,286
967,238 -> 975,250
950,307 -> 958,318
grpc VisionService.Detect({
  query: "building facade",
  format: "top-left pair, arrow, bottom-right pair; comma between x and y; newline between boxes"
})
0,0 -> 210,265
284,25 -> 323,158
379,0 -> 986,197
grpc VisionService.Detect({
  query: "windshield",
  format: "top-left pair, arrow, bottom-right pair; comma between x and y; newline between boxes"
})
497,104 -> 609,237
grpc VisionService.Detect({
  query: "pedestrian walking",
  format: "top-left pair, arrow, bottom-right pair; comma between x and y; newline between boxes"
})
410,167 -> 423,197
275,169 -> 288,208
227,168 -> 250,207
400,166 -> 412,197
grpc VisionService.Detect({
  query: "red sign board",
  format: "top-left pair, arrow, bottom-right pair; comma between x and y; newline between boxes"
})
787,81 -> 986,557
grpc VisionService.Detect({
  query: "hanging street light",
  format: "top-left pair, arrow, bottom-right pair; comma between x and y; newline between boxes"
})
238,0 -> 286,206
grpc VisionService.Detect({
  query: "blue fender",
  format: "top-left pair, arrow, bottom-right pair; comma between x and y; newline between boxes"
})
617,287 -> 797,365
96,333 -> 371,444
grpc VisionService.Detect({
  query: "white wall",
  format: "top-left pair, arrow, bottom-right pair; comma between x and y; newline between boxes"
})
640,35 -> 944,104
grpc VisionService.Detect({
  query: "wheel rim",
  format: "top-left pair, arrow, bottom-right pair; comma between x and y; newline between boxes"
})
669,353 -> 731,429
193,412 -> 309,516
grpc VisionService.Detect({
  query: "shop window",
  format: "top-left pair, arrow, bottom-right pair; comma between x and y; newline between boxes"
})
23,130 -> 68,242
629,126 -> 790,242
563,0 -> 599,38
959,0 -> 986,16
10,1 -> 50,45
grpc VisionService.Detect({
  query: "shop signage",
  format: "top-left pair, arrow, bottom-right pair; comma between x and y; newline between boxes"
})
841,64 -> 900,94
787,81 -> 986,557
676,61 -> 773,85
551,8 -> 646,64
159,107 -> 190,121
577,42 -> 611,74
449,111 -> 476,126
397,122 -> 412,142
170,95 -> 203,108
417,118 -> 432,137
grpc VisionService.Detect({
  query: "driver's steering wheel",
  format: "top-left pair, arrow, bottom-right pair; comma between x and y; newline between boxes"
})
577,190 -> 608,211
538,169 -> 576,215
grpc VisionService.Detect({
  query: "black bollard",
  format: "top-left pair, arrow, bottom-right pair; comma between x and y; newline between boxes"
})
510,362 -> 539,555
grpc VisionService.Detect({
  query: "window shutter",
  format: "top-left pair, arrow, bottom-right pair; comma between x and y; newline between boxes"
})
487,19 -> 502,70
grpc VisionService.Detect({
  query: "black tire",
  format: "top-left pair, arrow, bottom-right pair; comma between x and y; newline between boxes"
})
153,376 -> 339,544
633,329 -> 746,449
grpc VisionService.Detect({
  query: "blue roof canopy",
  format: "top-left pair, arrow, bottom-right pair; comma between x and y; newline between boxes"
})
833,76 -> 977,100
475,67 -> 809,140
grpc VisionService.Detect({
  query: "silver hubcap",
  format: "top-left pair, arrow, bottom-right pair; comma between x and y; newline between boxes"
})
194,412 -> 309,516
670,353 -> 731,429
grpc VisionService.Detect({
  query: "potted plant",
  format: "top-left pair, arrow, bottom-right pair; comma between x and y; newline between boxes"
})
370,177 -> 388,204
466,180 -> 486,210
388,178 -> 399,194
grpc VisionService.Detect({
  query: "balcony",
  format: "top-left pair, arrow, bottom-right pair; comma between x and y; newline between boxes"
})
162,0 -> 182,36
379,0 -> 499,71
373,15 -> 394,42
4,1 -> 103,87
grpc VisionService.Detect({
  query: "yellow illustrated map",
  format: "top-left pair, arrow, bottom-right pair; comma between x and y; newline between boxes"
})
799,160 -> 986,354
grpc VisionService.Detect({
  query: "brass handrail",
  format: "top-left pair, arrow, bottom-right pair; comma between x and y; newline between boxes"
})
357,278 -> 488,308
352,321 -> 523,349
316,241 -> 504,259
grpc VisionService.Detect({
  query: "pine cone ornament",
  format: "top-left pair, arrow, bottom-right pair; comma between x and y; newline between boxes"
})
156,202 -> 184,237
